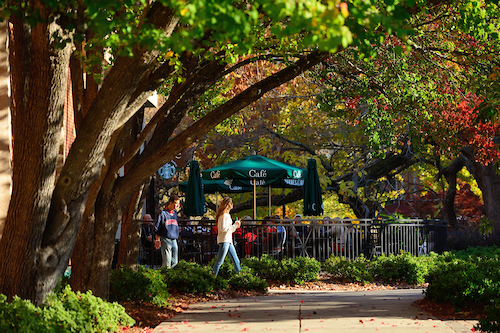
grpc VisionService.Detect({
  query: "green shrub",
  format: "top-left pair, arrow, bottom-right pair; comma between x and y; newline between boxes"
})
280,257 -> 321,285
110,265 -> 169,306
44,285 -> 134,332
242,255 -> 283,280
143,268 -> 170,306
370,252 -> 431,285
228,267 -> 268,292
323,255 -> 373,284
165,260 -> 223,294
242,255 -> 320,285
476,301 -> 500,333
424,245 -> 500,333
0,294 -> 61,333
425,250 -> 500,307
0,286 -> 134,333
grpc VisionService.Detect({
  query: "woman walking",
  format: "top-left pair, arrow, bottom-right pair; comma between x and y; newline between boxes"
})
212,197 -> 242,276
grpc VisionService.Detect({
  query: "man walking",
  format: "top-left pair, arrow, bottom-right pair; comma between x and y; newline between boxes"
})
154,194 -> 181,268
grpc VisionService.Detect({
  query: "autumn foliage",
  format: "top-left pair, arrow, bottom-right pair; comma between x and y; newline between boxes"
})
422,92 -> 500,165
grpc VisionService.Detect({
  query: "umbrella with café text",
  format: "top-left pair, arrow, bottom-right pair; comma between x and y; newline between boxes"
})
303,158 -> 323,216
183,160 -> 206,217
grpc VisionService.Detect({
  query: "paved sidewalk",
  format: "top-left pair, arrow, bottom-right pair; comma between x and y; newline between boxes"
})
153,289 -> 478,332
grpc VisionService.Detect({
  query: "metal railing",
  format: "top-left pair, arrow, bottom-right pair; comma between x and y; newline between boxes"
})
138,219 -> 447,267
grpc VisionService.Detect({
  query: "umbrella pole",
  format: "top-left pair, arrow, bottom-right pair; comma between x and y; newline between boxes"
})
253,180 -> 256,221
216,193 -> 219,214
268,185 -> 271,216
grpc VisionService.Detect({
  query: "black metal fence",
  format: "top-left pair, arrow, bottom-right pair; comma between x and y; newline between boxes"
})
139,219 -> 447,267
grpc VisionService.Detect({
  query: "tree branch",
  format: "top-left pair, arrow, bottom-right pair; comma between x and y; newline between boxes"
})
114,50 -> 329,200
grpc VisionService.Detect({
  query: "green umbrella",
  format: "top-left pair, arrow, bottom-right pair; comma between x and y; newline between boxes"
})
183,160 -> 206,217
202,155 -> 305,219
303,158 -> 323,216
202,155 -> 305,183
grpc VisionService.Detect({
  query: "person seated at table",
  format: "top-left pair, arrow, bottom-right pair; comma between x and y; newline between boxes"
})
272,214 -> 287,247
141,214 -> 160,265
292,214 -> 309,237
263,216 -> 276,231
321,216 -> 332,232
280,216 -> 294,254
258,216 -> 277,252
329,217 -> 348,252
141,214 -> 155,250
195,216 -> 211,235
271,215 -> 290,251
240,216 -> 258,257
210,218 -> 219,235
180,217 -> 194,238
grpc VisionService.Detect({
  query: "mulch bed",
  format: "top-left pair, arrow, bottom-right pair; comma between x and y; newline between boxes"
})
119,274 -> 486,332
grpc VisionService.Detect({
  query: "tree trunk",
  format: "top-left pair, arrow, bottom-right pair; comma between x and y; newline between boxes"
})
0,21 -> 12,242
115,112 -> 147,270
463,150 -> 500,229
72,110 -> 147,298
87,193 -> 123,298
71,211 -> 95,292
439,155 -> 466,227
0,12 -> 72,304
117,187 -> 144,269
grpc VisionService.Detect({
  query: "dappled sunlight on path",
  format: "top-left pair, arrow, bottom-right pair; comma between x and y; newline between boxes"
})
153,289 -> 478,332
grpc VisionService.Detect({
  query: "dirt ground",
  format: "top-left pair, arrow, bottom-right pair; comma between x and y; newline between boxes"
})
118,274 -> 486,332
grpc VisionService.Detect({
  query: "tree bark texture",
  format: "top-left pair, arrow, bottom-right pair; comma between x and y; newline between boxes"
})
439,155 -> 466,227
116,187 -> 144,270
72,112 -> 147,298
0,10 -> 72,303
463,149 -> 500,231
0,21 -> 12,242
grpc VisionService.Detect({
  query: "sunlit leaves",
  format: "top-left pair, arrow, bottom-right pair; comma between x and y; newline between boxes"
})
317,0 -> 500,165
0,0 -> 419,64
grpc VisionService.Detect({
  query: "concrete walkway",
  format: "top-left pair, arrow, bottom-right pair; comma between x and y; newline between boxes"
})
153,289 -> 478,333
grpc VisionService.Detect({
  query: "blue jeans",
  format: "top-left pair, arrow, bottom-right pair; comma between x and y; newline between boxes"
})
160,237 -> 178,269
213,242 -> 241,276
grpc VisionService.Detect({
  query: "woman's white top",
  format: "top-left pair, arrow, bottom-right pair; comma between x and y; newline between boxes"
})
217,213 -> 238,244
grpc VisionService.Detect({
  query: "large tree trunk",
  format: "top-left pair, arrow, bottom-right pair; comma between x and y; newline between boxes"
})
463,149 -> 500,230
115,112 -> 147,271
72,110 -> 147,298
117,187 -> 144,269
0,11 -> 72,304
0,21 -> 12,241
